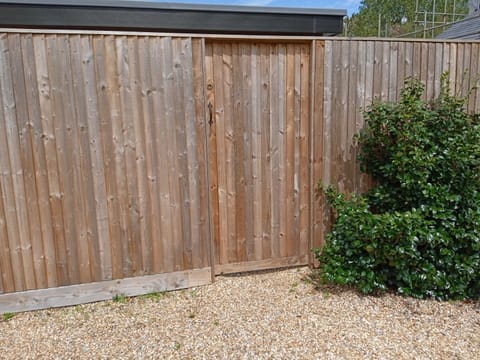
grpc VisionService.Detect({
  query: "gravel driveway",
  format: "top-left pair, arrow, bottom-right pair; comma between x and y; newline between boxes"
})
1,267 -> 479,359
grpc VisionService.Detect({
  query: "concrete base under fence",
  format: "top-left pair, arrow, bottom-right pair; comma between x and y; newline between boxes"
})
0,267 -> 212,314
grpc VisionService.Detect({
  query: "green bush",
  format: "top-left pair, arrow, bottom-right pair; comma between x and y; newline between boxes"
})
314,77 -> 480,300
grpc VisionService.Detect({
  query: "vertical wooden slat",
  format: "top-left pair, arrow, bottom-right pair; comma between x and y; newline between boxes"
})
468,43 -> 478,113
0,35 -> 21,291
212,42 -> 229,265
474,44 -> 480,112
21,34 -> 58,288
462,43 -> 471,99
404,41 -> 414,80
149,37 -> 170,273
232,42 -> 247,263
117,36 -> 141,276
33,35 -> 68,286
46,35 -> 80,285
355,41 -> 367,194
171,38 -> 189,272
292,44 -> 301,256
241,43 -> 255,262
388,42 -> 399,102
322,40 -> 333,236
260,44 -> 272,260
93,35 -> 123,278
270,44 -> 280,259
192,38 -> 210,269
449,42 -> 457,94
397,41 -> 406,97
285,43 -> 296,258
299,43 -> 310,257
434,43 -> 444,99
69,35 -> 96,283
102,35 -> 125,279
11,33 -> 48,289
80,35 -> 109,281
222,42 -> 237,263
381,42 -> 390,101
136,36 -> 158,274
0,183 -> 14,293
426,42 -> 436,101
251,43 -> 263,261
347,41 -> 358,194
128,36 -> 150,275
312,40 -> 325,252
277,43 -> 287,258
1,34 -> 36,290
164,37 -> 185,272
205,42 -> 220,266
180,37 -> 202,270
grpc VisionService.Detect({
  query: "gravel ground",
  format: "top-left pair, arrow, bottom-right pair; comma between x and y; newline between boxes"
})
1,266 -> 479,359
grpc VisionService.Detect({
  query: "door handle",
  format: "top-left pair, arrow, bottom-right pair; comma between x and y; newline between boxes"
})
208,102 -> 213,126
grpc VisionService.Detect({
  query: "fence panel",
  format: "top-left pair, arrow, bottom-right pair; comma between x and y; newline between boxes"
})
313,38 -> 480,250
205,41 -> 312,273
0,33 -> 211,295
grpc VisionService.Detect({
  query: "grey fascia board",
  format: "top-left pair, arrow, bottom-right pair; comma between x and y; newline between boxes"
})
0,1 -> 345,35
0,0 -> 347,16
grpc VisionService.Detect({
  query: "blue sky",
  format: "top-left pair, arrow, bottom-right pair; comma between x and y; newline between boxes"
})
154,0 -> 362,15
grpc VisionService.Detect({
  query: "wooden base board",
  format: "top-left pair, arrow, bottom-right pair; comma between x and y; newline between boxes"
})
0,267 -> 212,314
214,255 -> 309,275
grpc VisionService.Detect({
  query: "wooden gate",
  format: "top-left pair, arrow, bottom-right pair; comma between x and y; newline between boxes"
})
205,41 -> 312,274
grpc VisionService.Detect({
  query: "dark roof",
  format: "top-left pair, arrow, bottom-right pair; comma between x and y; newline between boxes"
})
0,0 -> 346,36
437,11 -> 480,39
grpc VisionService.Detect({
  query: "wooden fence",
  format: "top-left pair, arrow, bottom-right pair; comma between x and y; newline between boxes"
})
1,30 -> 480,312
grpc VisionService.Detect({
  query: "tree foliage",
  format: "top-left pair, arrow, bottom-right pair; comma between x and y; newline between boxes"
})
315,77 -> 480,300
346,0 -> 468,37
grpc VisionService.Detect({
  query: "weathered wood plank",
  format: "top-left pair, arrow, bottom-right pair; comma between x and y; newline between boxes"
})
154,37 -> 175,273
127,36 -> 150,276
116,36 -> 141,277
0,268 -> 212,314
103,35 -> 125,279
212,42 -> 229,265
277,43 -> 288,258
205,42 -> 220,266
0,186 -> 14,293
285,43 -> 296,258
221,42 -> 237,263
251,43 -> 263,261
171,37 -> 189,272
81,35 -> 109,281
136,36 -> 157,274
191,38 -> 210,269
1,34 -> 35,290
269,44 -> 281,259
260,44 -> 272,260
241,43 -> 255,261
92,35 -> 123,279
11,33 -> 48,290
21,34 -> 58,288
232,42 -> 247,263
311,40 -> 325,252
69,35 -> 97,284
214,256 -> 308,275
180,37 -> 201,270
46,35 -> 80,285
299,43 -> 310,257
33,35 -> 68,286
0,46 -> 17,292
